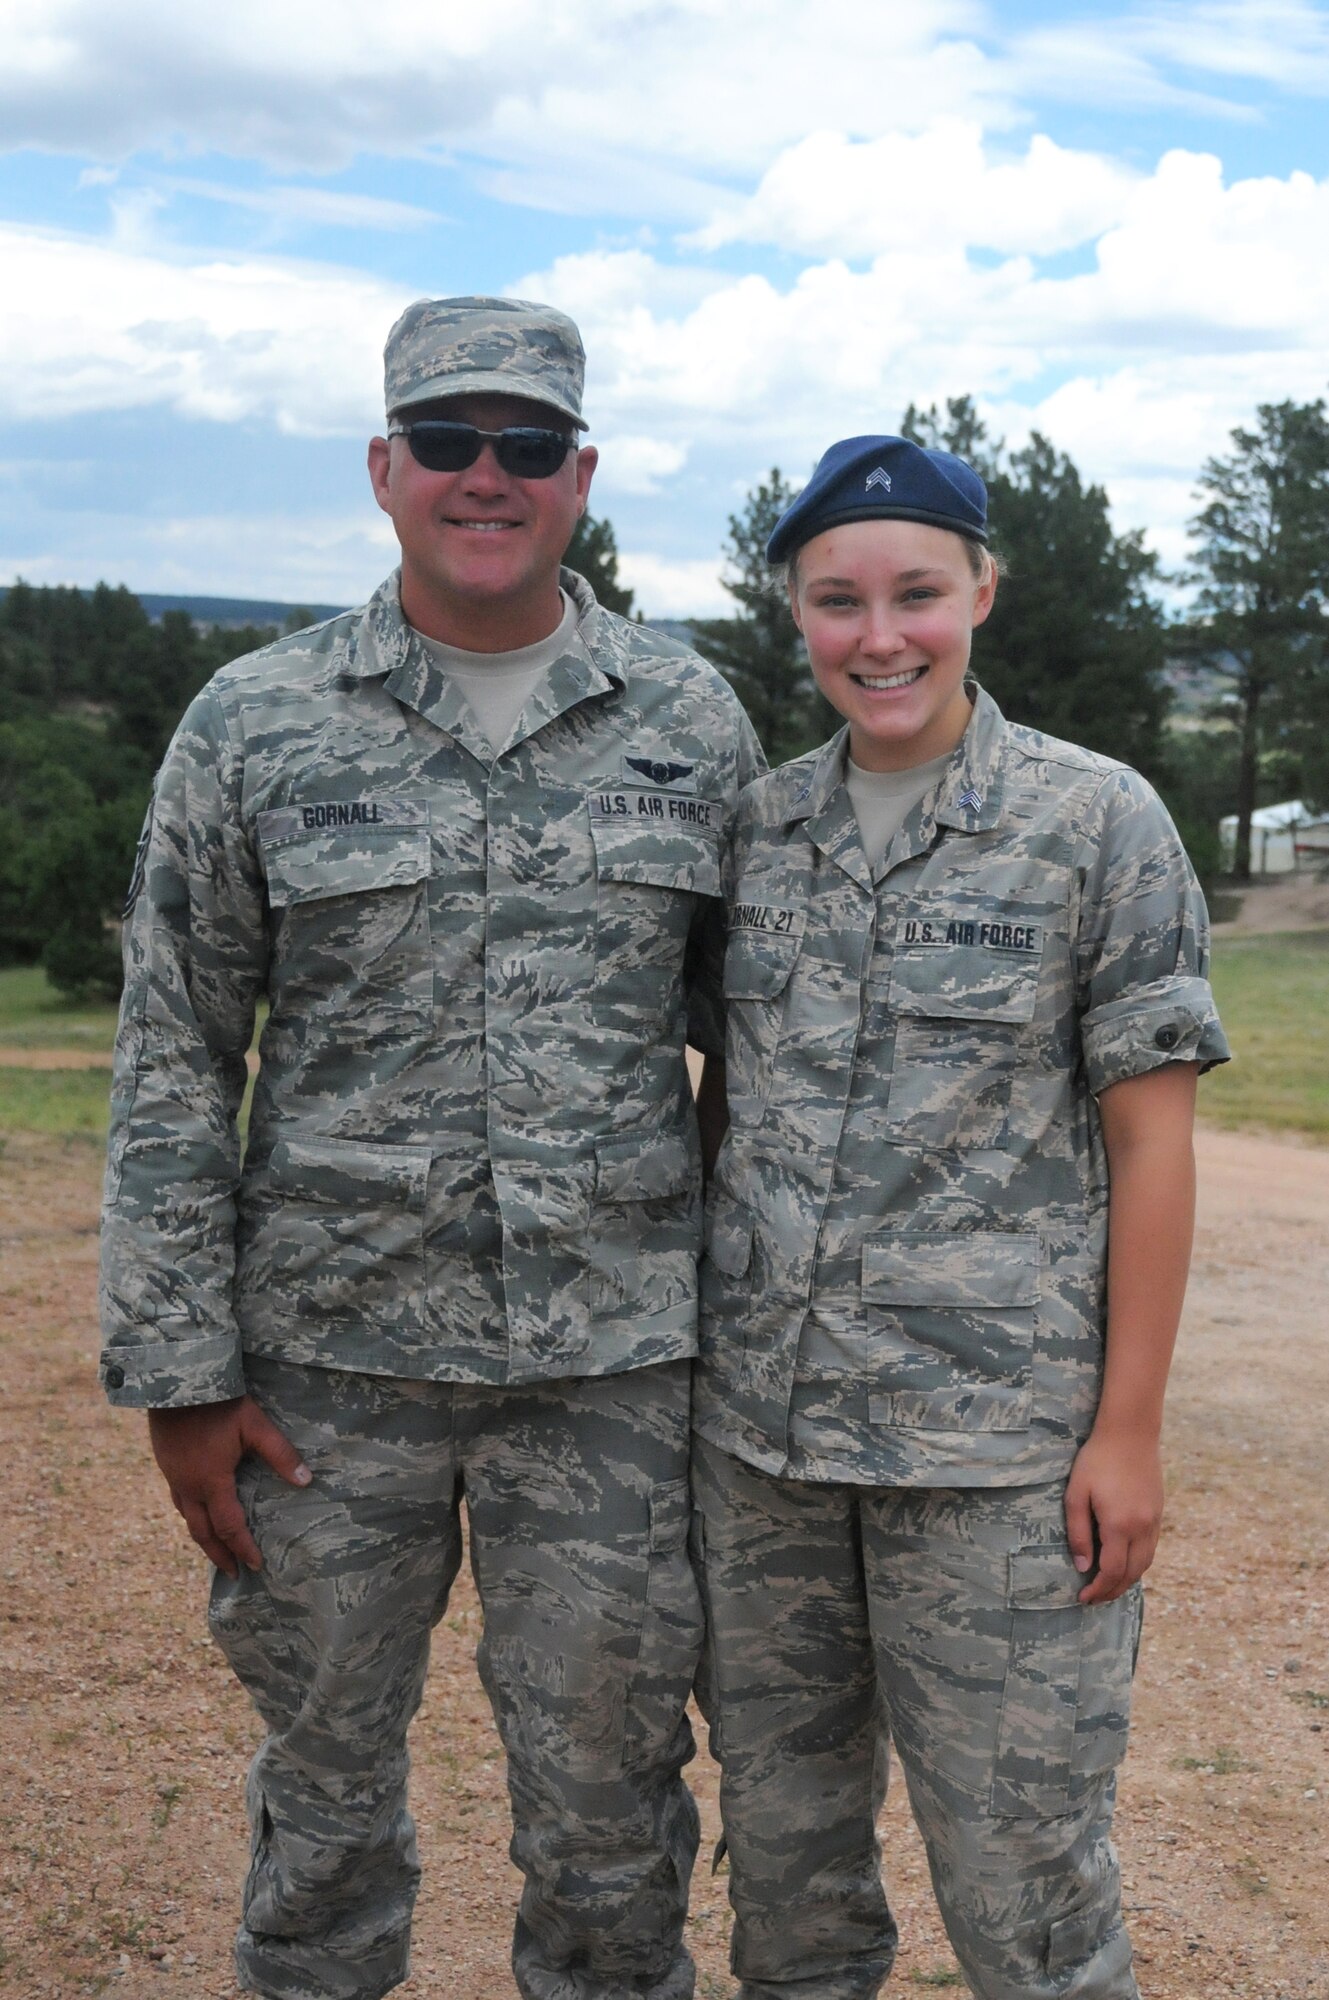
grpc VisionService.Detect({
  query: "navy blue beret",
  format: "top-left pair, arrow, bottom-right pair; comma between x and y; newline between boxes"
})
767,434 -> 988,563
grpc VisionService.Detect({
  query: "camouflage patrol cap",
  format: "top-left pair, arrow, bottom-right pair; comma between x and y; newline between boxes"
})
384,295 -> 588,429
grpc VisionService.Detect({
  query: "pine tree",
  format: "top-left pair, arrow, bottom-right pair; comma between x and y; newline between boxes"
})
564,511 -> 636,617
1186,399 -> 1329,873
691,470 -> 831,765
903,398 -> 1171,785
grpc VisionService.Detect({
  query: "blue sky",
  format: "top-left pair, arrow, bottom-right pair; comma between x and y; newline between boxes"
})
2,0 -> 1327,615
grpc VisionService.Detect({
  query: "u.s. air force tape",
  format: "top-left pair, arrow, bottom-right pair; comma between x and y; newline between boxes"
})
898,913 -> 1042,954
588,789 -> 720,833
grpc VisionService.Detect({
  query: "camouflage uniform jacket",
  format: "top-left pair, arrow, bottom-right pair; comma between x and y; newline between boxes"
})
99,570 -> 764,1408
693,686 -> 1228,1487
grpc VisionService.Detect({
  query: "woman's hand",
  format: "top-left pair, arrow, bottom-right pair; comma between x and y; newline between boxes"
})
1064,1422 -> 1164,1605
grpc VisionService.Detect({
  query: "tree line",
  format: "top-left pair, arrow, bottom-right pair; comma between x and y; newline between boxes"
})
696,396 -> 1329,882
2,402 -> 1326,1000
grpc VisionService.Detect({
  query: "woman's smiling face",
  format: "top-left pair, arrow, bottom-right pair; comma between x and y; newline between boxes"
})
789,517 -> 997,771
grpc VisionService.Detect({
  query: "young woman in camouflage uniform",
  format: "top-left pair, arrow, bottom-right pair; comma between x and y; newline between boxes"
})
692,435 -> 1229,1999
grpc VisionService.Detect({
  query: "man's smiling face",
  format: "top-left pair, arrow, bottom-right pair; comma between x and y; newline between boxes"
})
368,390 -> 597,651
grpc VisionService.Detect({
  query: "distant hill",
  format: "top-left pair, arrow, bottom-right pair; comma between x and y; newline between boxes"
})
0,586 -> 699,637
0,585 -> 347,631
647,618 -> 698,647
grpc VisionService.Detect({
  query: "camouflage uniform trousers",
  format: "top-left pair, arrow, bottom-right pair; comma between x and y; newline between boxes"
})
208,1354 -> 703,2000
692,1438 -> 1142,2000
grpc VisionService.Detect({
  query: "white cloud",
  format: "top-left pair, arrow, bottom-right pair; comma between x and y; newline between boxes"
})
0,222 -> 400,432
592,434 -> 689,497
617,551 -> 729,620
1014,0 -> 1329,99
0,505 -> 395,604
691,124 -> 1139,262
159,177 -> 441,233
7,131 -> 1326,574
4,0 -> 1322,224
0,0 -> 1005,202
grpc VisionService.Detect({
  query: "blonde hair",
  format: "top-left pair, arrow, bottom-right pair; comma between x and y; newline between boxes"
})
777,534 -> 1000,602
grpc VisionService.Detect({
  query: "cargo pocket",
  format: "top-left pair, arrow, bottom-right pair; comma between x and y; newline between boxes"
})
236,1134 -> 431,1335
862,1231 -> 1039,1433
623,1477 -> 704,1771
207,1467 -> 302,1735
258,802 -> 433,1030
885,913 -> 1042,1149
723,927 -> 800,1127
990,1548 -> 1141,1819
589,1129 -> 700,1319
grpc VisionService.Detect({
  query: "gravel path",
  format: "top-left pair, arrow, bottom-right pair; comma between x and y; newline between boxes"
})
1,1126 -> 1325,1999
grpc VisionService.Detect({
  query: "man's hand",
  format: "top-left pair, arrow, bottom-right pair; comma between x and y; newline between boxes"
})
1064,1423 -> 1164,1605
147,1395 -> 311,1578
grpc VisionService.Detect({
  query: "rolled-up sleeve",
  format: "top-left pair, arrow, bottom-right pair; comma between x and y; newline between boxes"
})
1074,768 -> 1230,1096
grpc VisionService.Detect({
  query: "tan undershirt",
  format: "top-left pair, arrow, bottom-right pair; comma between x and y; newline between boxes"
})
415,590 -> 577,754
844,748 -> 953,873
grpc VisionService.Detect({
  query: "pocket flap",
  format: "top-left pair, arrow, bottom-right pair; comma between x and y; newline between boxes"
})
595,1128 -> 694,1203
259,800 -> 431,909
723,927 -> 800,1001
862,1231 -> 1040,1307
1008,1542 -> 1084,1610
269,1135 -> 432,1210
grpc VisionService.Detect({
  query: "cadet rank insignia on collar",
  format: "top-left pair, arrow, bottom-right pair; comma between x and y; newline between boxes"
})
623,755 -> 696,791
898,913 -> 1042,954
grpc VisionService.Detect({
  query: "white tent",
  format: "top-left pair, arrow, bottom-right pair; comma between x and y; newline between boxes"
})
1218,799 -> 1327,873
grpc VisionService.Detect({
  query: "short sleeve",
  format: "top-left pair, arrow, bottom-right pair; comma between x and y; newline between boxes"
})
1074,768 -> 1230,1096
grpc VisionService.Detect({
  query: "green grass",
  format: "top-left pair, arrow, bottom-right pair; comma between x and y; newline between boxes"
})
0,1066 -> 112,1137
1203,930 -> 1329,1142
0,964 -> 119,1050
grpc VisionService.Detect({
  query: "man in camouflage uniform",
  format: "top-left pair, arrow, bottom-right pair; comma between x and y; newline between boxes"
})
99,295 -> 763,2000
690,441 -> 1229,1997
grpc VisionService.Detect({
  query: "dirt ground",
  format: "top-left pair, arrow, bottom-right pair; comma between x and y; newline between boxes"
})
1,1125 -> 1326,2000
1212,872 -> 1329,934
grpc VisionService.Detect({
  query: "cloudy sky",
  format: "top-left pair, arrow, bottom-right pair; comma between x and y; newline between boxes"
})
2,0 -> 1327,616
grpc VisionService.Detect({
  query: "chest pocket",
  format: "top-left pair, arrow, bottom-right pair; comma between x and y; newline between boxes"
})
722,923 -> 802,1128
590,793 -> 722,1012
257,800 -> 433,1028
884,907 -> 1042,1150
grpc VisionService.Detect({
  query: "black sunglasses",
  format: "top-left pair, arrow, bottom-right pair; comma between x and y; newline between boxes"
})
387,419 -> 576,478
